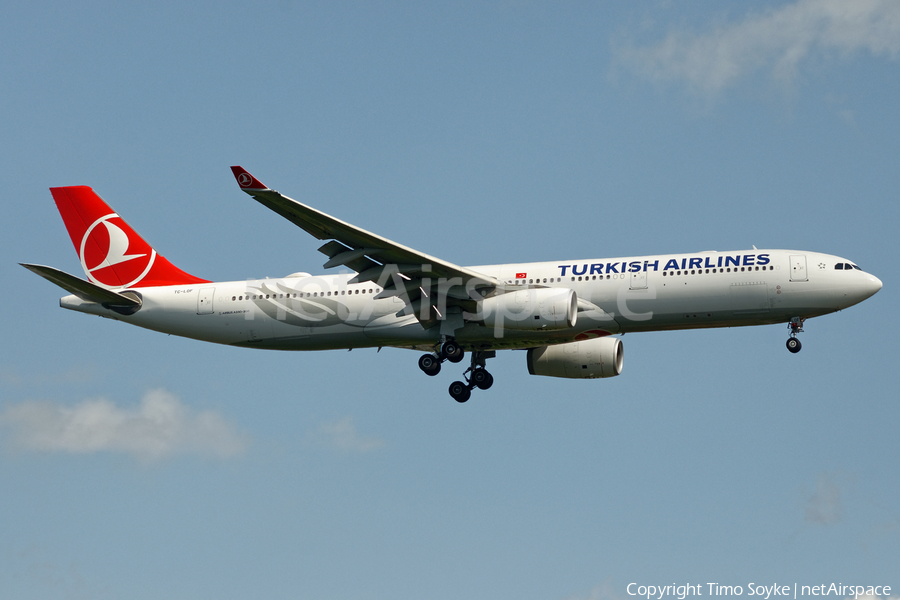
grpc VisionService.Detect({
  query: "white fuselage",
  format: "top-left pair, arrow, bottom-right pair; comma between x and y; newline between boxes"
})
60,249 -> 882,352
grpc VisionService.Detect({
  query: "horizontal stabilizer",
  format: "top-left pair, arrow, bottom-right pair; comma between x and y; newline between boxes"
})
20,263 -> 141,308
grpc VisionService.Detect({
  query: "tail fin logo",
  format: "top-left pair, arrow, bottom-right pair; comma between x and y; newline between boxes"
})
81,213 -> 157,288
237,173 -> 253,188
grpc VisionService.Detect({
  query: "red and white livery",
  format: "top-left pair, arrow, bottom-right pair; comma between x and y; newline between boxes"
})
23,167 -> 883,402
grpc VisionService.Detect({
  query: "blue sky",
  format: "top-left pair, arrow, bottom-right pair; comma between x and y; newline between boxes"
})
2,1 -> 898,599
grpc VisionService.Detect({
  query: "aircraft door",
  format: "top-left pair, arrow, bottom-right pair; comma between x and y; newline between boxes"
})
630,270 -> 647,290
197,287 -> 215,314
789,255 -> 808,282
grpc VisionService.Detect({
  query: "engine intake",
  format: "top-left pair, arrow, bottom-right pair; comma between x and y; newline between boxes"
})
527,336 -> 623,379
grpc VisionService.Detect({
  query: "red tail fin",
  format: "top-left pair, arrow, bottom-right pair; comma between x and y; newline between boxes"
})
50,186 -> 209,289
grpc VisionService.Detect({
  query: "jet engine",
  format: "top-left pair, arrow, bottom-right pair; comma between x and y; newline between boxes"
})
479,288 -> 577,331
526,336 -> 623,379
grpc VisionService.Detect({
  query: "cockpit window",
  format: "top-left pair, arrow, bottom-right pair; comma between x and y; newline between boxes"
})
835,263 -> 844,270
851,264 -> 862,270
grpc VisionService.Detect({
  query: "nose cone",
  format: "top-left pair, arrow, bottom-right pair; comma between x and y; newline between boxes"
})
865,274 -> 883,298
838,272 -> 882,309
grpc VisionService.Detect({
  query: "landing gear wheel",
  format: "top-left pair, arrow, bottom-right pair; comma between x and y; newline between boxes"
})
441,340 -> 464,363
786,337 -> 802,353
472,369 -> 494,390
418,353 -> 441,376
449,381 -> 471,403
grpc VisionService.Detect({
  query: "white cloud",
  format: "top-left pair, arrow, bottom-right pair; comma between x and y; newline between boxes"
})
313,417 -> 384,454
804,471 -> 844,525
617,0 -> 900,93
0,389 -> 249,461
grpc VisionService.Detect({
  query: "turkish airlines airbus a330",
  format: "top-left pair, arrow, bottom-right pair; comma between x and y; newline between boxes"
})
23,167 -> 882,402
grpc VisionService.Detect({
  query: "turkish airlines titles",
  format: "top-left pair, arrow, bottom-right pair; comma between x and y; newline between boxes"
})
558,253 -> 771,277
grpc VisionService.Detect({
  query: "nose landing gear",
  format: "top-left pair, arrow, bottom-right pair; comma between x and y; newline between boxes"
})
786,317 -> 805,353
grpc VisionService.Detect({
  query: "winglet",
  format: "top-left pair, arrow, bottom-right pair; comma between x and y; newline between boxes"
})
230,166 -> 269,191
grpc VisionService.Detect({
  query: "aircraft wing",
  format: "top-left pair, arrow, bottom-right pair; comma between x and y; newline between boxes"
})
230,166 -> 499,328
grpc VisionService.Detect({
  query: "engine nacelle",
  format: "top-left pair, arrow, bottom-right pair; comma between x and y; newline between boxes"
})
526,336 -> 623,379
479,288 -> 577,331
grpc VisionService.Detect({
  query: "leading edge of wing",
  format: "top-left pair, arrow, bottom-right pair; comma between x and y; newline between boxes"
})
229,166 -> 497,288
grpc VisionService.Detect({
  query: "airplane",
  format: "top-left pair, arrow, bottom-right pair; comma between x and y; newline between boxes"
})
22,166 -> 883,402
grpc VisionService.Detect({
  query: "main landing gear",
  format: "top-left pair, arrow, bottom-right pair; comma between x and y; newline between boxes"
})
448,350 -> 495,403
786,317 -> 805,353
417,340 -> 495,403
417,339 -> 464,377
